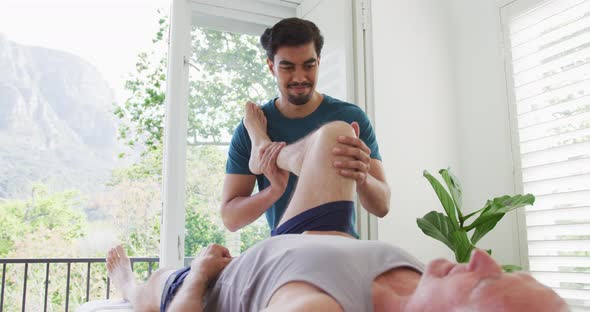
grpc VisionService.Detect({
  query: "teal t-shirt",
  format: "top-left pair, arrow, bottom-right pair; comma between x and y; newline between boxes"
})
225,95 -> 382,238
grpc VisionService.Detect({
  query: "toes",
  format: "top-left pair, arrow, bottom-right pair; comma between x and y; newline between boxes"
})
115,245 -> 126,259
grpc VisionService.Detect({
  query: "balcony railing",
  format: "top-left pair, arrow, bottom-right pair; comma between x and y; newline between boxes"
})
0,257 -> 159,312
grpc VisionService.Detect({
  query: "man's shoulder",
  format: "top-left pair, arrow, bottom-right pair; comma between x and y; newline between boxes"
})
321,95 -> 369,122
323,95 -> 365,113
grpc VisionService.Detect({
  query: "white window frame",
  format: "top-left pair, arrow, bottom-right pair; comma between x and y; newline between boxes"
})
162,0 -> 376,266
497,0 -> 539,271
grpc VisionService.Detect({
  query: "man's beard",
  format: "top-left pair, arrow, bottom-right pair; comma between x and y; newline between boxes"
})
287,82 -> 314,106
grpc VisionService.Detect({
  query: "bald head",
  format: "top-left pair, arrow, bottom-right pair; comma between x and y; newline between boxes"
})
401,249 -> 568,312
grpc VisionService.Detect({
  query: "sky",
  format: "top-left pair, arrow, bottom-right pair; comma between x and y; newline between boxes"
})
0,0 -> 170,103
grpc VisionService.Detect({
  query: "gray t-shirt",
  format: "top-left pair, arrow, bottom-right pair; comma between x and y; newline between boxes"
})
203,234 -> 424,312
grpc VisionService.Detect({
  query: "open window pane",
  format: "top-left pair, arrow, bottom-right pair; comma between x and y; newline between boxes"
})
183,26 -> 276,258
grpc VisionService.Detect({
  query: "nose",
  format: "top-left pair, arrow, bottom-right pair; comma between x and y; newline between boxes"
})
291,66 -> 308,83
468,249 -> 502,278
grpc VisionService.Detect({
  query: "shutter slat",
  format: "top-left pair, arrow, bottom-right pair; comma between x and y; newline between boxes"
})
510,0 -> 587,34
527,223 -> 590,240
527,239 -> 590,256
519,127 -> 590,154
513,41 -> 590,73
514,47 -> 590,86
517,94 -> 589,119
526,206 -> 590,224
522,157 -> 590,182
531,187 -> 590,198
519,111 -> 590,142
512,9 -> 590,59
523,173 -> 590,194
522,154 -> 590,170
529,255 -> 590,271
513,29 -> 590,73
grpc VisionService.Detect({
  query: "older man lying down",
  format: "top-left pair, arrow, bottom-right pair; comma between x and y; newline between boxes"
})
106,234 -> 567,312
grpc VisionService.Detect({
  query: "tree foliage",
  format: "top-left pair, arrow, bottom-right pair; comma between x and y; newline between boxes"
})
114,12 -> 276,153
0,183 -> 90,311
0,183 -> 86,258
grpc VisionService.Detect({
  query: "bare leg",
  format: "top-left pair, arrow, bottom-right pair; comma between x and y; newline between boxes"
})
278,121 -> 356,225
106,245 -> 173,312
243,104 -> 357,228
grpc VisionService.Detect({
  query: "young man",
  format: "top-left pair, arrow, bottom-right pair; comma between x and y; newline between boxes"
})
221,17 -> 390,237
105,106 -> 567,311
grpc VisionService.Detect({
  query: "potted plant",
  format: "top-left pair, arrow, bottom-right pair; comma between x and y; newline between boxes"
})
417,168 -> 534,272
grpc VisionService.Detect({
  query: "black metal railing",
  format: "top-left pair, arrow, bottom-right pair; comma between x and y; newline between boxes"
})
0,257 -> 159,312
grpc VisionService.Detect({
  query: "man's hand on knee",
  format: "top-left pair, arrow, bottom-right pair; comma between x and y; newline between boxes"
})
332,121 -> 372,185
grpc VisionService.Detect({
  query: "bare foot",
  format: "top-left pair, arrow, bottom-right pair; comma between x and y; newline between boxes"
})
243,101 -> 271,174
106,245 -> 137,303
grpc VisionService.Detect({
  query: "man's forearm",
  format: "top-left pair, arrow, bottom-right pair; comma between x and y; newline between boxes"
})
221,186 -> 282,231
166,280 -> 206,312
357,174 -> 390,217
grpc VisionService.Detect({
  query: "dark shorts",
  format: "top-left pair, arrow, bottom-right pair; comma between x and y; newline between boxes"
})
160,266 -> 191,312
271,200 -> 354,236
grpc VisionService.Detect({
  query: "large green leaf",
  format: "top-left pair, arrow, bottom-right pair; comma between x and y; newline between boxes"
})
471,213 -> 504,244
417,211 -> 455,250
465,194 -> 535,232
423,171 -> 459,229
439,168 -> 464,220
451,230 -> 474,263
462,200 -> 492,221
491,194 -> 535,214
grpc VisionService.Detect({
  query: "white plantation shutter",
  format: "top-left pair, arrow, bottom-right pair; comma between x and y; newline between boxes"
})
501,0 -> 590,310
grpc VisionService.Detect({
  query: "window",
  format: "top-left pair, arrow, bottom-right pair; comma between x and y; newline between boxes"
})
183,26 -> 276,258
501,0 -> 590,309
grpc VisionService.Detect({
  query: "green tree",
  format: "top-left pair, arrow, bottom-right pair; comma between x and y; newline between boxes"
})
185,209 -> 225,256
0,183 -> 86,258
114,12 -> 276,152
240,221 -> 270,253
0,183 -> 90,311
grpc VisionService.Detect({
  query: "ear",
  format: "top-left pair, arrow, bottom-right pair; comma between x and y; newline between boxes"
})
266,58 -> 276,76
351,121 -> 360,137
467,249 -> 502,278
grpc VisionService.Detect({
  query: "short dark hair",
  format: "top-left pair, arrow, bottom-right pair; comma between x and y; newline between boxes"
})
260,18 -> 324,60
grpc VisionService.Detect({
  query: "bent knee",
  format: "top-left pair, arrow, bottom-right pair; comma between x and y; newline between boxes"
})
318,121 -> 355,139
314,121 -> 356,152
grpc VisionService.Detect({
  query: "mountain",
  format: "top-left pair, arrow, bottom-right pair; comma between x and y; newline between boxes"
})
0,36 -> 121,199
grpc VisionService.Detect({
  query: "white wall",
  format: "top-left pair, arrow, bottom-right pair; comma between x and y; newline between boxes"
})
448,0 -> 521,267
372,0 -> 522,266
371,0 -> 459,262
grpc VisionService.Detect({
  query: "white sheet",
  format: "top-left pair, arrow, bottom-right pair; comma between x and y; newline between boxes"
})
75,299 -> 133,312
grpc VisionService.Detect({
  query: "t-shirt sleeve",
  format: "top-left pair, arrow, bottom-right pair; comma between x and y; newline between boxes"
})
226,121 -> 254,174
356,110 -> 382,161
